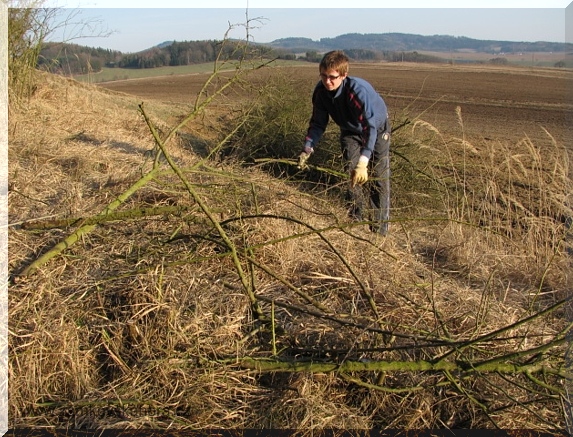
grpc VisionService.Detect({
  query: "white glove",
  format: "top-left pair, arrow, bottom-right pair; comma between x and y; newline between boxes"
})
297,142 -> 313,170
351,156 -> 369,187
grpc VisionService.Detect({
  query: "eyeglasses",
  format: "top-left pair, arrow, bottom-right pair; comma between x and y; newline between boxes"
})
319,73 -> 341,81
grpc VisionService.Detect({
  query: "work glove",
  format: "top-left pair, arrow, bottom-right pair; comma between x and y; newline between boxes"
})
297,142 -> 313,170
351,156 -> 369,187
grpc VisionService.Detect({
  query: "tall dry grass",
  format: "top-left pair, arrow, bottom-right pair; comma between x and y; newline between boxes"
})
408,107 -> 571,301
7,69 -> 572,432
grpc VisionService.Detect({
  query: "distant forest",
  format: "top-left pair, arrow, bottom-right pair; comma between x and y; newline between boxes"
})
38,32 -> 573,76
38,40 -> 282,75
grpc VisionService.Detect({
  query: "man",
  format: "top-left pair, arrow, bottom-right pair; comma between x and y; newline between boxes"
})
298,50 -> 391,235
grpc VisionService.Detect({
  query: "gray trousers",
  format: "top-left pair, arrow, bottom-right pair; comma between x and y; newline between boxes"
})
341,121 -> 391,235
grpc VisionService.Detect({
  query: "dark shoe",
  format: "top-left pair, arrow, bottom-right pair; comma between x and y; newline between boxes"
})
370,221 -> 388,235
348,206 -> 363,222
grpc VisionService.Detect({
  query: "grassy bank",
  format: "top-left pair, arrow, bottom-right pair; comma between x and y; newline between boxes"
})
8,64 -> 572,431
73,63 -> 232,83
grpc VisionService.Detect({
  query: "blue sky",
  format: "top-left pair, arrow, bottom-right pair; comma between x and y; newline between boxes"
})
44,1 -> 573,53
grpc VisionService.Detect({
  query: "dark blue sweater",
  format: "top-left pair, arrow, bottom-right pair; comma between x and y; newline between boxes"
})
305,76 -> 389,159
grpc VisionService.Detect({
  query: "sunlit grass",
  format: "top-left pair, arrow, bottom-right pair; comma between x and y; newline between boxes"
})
73,59 -> 305,83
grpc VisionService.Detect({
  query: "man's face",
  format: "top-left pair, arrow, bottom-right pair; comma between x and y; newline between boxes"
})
319,68 -> 346,91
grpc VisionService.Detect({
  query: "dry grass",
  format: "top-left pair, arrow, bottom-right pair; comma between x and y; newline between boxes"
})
7,70 -> 572,432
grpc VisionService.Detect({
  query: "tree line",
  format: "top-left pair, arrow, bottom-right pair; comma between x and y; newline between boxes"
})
38,40 -> 296,75
40,41 -> 452,76
38,34 -> 573,77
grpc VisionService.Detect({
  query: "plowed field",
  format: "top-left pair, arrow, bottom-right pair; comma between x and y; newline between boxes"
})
99,62 -> 573,147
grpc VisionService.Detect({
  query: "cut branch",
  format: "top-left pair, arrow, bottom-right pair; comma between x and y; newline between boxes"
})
19,166 -> 161,276
20,205 -> 195,230
227,356 -> 571,381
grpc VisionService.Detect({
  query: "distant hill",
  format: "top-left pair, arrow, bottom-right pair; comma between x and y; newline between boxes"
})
267,32 -> 573,54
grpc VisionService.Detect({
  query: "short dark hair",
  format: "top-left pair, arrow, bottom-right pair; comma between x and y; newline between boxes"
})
319,50 -> 349,76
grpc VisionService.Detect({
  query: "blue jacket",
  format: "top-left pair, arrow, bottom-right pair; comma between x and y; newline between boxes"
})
305,76 -> 389,159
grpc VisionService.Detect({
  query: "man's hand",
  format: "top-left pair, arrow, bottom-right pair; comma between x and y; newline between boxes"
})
351,156 -> 369,187
297,152 -> 311,170
297,142 -> 313,170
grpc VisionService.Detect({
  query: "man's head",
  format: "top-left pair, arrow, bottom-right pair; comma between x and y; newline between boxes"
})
319,50 -> 349,75
319,50 -> 348,91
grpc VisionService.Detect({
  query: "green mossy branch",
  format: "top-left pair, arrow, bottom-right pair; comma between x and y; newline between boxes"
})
254,157 -> 349,179
226,356 -> 571,381
19,166 -> 161,276
19,205 -> 197,230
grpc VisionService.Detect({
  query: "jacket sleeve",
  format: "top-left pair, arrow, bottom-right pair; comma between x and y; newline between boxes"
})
348,82 -> 386,159
304,85 -> 329,147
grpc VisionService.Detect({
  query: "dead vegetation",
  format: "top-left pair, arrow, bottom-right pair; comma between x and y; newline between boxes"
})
7,61 -> 573,432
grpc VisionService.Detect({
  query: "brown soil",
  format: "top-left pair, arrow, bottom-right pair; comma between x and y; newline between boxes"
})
99,62 -> 573,146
